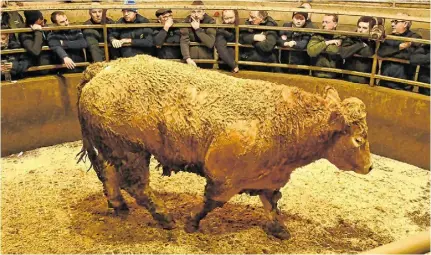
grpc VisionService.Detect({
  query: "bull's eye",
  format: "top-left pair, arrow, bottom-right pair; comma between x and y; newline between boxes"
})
352,137 -> 364,147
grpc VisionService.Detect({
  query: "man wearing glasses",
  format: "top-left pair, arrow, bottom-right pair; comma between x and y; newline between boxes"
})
378,13 -> 422,91
153,8 -> 182,59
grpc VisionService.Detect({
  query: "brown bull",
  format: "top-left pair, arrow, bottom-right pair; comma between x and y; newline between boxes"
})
77,55 -> 372,239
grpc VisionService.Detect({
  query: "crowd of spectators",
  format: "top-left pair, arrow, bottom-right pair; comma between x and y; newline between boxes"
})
0,0 -> 429,95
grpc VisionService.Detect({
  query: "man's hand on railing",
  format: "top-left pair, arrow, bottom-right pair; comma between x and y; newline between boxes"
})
30,24 -> 43,31
63,57 -> 76,69
325,39 -> 342,46
399,42 -> 412,50
284,41 -> 297,48
254,34 -> 266,42
1,62 -> 13,73
111,39 -> 123,48
186,58 -> 197,67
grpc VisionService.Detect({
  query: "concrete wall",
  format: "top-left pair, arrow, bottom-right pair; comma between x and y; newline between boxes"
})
1,72 -> 429,169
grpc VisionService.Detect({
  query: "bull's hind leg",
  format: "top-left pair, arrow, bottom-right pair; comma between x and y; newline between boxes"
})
101,161 -> 129,215
259,190 -> 290,240
121,151 -> 175,230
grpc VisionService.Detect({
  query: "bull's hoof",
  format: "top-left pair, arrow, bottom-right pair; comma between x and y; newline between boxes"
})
156,213 -> 177,230
184,217 -> 199,233
263,221 -> 291,240
109,202 -> 130,218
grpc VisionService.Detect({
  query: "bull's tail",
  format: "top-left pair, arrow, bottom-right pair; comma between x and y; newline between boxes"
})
76,62 -> 109,173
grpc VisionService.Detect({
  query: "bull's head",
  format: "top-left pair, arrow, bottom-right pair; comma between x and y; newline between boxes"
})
323,87 -> 372,175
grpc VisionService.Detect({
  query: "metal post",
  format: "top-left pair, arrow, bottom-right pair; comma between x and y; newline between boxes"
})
102,9 -> 110,62
235,25 -> 239,65
369,41 -> 380,87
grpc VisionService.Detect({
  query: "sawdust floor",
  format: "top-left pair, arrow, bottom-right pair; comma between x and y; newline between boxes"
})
1,141 -> 430,254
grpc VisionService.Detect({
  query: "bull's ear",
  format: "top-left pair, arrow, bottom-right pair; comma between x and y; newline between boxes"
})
328,109 -> 345,131
324,86 -> 341,106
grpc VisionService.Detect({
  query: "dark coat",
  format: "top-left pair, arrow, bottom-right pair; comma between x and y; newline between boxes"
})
1,36 -> 29,80
180,14 -> 216,60
410,45 -> 430,96
111,14 -> 154,58
278,21 -> 314,70
153,22 -> 181,59
307,33 -> 345,78
19,28 -> 52,69
83,17 -> 117,62
339,37 -> 375,84
239,16 -> 278,61
215,27 -> 236,70
47,28 -> 88,64
377,30 -> 422,91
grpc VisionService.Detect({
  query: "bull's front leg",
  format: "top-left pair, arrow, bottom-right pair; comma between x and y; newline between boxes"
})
259,190 -> 290,240
121,151 -> 176,230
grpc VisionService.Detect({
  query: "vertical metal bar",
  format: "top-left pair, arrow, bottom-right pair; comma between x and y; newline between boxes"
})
103,25 -> 110,62
414,65 -> 420,81
102,8 -> 110,62
235,25 -> 239,65
369,41 -> 380,87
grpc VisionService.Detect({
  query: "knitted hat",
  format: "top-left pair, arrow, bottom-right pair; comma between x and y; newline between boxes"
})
122,0 -> 137,12
292,7 -> 308,20
24,10 -> 43,25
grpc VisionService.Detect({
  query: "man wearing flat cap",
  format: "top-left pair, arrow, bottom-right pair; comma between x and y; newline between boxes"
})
180,0 -> 216,68
153,8 -> 182,59
19,10 -> 52,74
278,7 -> 314,74
110,0 -> 154,58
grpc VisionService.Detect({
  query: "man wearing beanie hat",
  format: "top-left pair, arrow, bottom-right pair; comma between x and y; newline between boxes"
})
153,8 -> 182,59
110,0 -> 154,58
278,7 -> 314,74
83,6 -> 119,62
19,10 -> 51,75
180,0 -> 216,68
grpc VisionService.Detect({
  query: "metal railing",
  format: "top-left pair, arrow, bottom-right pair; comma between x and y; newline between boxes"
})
1,8 -> 430,93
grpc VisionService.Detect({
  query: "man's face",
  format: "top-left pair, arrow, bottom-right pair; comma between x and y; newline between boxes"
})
191,9 -> 205,21
122,10 -> 137,22
249,11 -> 263,25
222,10 -> 235,24
89,9 -> 103,23
292,14 -> 306,28
391,19 -> 408,34
158,12 -> 173,24
56,14 -> 69,26
357,21 -> 370,34
0,33 -> 9,49
322,15 -> 337,30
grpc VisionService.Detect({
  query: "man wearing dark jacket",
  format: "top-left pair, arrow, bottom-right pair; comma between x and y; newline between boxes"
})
83,7 -> 119,62
1,25 -> 29,80
339,16 -> 376,84
239,10 -> 278,72
19,10 -> 51,75
47,11 -> 88,71
214,9 -> 238,72
180,1 -> 216,69
377,13 -> 422,91
110,8 -> 154,58
153,8 -> 181,59
278,9 -> 313,74
307,14 -> 344,78
410,45 -> 430,96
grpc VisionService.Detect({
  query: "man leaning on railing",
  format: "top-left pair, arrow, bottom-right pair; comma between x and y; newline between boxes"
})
153,8 -> 182,60
377,13 -> 422,91
180,0 -> 216,69
1,25 -> 29,81
215,9 -> 239,73
19,10 -> 52,75
410,44 -> 430,96
47,11 -> 88,73
339,16 -> 377,84
83,6 -> 119,62
239,10 -> 278,72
